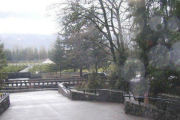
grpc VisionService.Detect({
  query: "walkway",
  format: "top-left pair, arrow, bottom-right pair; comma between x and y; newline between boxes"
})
0,91 -> 148,120
19,65 -> 33,72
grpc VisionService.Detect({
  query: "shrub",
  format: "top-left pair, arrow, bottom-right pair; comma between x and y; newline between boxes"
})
0,65 -> 27,73
81,73 -> 106,89
148,66 -> 180,96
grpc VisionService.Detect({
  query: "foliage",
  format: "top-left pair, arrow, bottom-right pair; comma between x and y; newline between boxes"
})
0,65 -> 27,82
128,0 -> 180,95
50,37 -> 66,72
56,2 -> 110,76
0,43 -> 6,70
0,43 -> 6,85
52,0 -> 180,95
148,65 -> 180,96
108,64 -> 129,92
83,73 -> 106,89
62,69 -> 75,73
1,65 -> 27,73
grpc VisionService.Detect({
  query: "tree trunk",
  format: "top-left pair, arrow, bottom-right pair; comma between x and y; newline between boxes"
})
80,67 -> 83,77
95,56 -> 98,74
95,63 -> 98,74
59,64 -> 61,78
98,0 -> 117,63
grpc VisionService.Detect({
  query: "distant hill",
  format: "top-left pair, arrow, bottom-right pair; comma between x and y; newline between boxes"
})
0,33 -> 57,50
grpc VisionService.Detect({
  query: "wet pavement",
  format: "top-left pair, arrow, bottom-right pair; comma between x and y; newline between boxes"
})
0,91 -> 148,120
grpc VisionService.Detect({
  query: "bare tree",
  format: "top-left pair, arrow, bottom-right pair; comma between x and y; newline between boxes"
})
57,0 -> 132,65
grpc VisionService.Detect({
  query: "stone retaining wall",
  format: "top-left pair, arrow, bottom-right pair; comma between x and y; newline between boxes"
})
95,89 -> 124,103
58,83 -> 71,98
125,98 -> 180,120
58,83 -> 180,119
70,90 -> 97,101
0,94 -> 10,115
58,83 -> 124,103
155,94 -> 180,115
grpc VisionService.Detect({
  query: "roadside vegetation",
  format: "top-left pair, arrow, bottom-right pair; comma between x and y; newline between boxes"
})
1,65 -> 27,73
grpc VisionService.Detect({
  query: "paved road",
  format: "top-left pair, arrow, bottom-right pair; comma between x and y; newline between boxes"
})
0,91 -> 148,120
19,65 -> 33,72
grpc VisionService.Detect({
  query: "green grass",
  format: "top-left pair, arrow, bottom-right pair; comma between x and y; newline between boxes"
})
62,69 -> 75,73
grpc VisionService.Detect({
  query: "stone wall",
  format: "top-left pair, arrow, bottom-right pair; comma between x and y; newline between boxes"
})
96,89 -> 124,103
58,83 -> 71,99
124,98 -> 180,120
58,83 -> 124,103
58,83 -> 180,119
71,90 -> 97,101
70,89 -> 125,102
0,94 -> 10,115
155,94 -> 180,115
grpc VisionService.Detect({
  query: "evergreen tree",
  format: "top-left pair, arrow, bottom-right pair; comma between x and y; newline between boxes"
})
0,42 -> 6,85
51,37 -> 66,76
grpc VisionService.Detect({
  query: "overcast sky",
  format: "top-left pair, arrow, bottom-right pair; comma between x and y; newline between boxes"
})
0,0 -> 63,35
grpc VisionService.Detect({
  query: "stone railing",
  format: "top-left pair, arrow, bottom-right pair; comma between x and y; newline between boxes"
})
0,93 -> 10,115
58,83 -> 124,103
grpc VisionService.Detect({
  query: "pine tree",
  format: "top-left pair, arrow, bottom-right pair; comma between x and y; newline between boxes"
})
0,42 -> 6,86
51,37 -> 66,77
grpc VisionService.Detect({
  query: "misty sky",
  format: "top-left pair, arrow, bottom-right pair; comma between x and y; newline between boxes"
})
0,0 -> 62,35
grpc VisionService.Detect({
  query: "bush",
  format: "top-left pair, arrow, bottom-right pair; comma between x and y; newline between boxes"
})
148,66 -> 180,96
80,73 -> 106,89
0,65 -> 27,73
108,64 -> 130,92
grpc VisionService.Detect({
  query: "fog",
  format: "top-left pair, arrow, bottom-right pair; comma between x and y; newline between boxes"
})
0,33 -> 56,50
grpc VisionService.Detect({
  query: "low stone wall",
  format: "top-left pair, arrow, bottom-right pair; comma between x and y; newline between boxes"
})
58,83 -> 180,119
124,98 -> 180,120
58,83 -> 124,103
0,93 -> 10,115
155,94 -> 180,115
97,89 -> 124,103
70,90 -> 97,101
